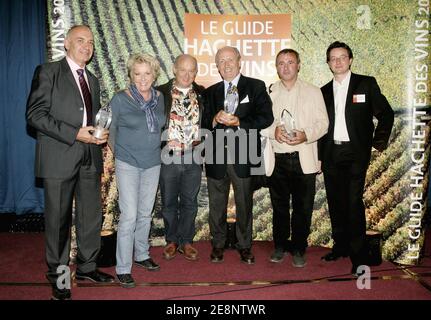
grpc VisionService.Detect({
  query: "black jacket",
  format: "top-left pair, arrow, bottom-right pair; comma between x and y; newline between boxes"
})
319,73 -> 394,169
202,74 -> 273,179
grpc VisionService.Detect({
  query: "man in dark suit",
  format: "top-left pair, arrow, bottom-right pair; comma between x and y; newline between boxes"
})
202,46 -> 273,264
26,25 -> 114,300
319,41 -> 394,275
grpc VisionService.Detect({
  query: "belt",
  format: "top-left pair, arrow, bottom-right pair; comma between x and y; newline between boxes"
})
275,151 -> 299,157
333,140 -> 350,145
169,149 -> 193,156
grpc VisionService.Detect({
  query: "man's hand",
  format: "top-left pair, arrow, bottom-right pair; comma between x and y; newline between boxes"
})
275,125 -> 290,144
285,129 -> 307,145
76,127 -> 108,145
213,110 -> 240,127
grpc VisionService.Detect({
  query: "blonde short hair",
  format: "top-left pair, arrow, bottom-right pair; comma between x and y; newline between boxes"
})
127,53 -> 161,81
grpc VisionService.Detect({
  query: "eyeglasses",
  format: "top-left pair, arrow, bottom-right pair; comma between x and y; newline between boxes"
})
329,55 -> 350,62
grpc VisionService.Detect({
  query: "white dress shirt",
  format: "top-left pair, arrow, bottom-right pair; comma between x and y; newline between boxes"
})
66,56 -> 91,127
333,70 -> 351,141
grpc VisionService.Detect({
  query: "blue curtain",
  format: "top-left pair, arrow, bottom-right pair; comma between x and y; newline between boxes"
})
0,0 -> 46,214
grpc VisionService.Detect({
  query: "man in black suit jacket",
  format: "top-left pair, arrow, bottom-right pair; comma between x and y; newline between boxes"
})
202,46 -> 273,264
319,41 -> 394,275
26,25 -> 114,300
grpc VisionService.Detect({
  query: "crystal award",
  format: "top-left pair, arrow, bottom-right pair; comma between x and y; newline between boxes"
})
92,104 -> 112,139
281,109 -> 296,138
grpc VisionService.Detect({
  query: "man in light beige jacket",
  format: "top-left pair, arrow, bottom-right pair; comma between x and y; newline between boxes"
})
262,49 -> 328,267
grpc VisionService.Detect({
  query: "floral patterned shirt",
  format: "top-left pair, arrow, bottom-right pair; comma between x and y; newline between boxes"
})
167,85 -> 200,151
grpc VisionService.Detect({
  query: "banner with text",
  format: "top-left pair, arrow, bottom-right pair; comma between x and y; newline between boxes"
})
184,13 -> 291,87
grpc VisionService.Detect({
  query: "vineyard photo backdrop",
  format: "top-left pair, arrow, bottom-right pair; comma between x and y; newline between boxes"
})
46,0 -> 430,265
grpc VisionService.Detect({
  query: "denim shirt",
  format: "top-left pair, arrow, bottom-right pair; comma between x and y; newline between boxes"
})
109,90 -> 166,169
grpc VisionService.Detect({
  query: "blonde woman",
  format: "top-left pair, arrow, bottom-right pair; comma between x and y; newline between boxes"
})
109,53 -> 166,288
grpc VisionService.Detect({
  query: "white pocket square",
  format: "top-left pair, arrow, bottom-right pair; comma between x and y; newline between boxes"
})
240,95 -> 249,104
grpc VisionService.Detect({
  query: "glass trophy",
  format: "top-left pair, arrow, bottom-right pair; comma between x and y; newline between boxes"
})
280,109 -> 296,138
183,122 -> 194,149
224,88 -> 238,114
92,104 -> 112,139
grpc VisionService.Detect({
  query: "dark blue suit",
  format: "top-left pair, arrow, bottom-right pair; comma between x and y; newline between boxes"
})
202,74 -> 273,249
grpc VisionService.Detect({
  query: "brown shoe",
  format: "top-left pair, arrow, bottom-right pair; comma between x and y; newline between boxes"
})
163,242 -> 178,260
178,244 -> 199,261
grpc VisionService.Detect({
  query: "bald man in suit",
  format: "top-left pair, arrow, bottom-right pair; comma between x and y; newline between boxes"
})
27,25 -> 114,300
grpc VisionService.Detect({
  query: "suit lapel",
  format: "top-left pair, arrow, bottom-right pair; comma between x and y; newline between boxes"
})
346,73 -> 359,110
88,72 -> 100,125
61,58 -> 85,111
236,75 -> 247,104
215,81 -> 225,113
345,73 -> 360,129
323,80 -> 335,124
61,58 -> 81,99
233,75 -> 249,116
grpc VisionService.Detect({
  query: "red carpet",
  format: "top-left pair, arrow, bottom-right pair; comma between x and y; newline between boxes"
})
0,233 -> 430,300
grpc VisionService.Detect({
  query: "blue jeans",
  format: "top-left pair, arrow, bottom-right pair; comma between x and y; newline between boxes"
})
115,159 -> 160,274
160,162 -> 202,246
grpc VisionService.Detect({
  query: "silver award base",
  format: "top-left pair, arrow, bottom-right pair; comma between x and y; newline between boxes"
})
92,127 -> 106,139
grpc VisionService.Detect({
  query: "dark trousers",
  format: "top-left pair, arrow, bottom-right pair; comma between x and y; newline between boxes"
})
207,164 -> 253,249
43,146 -> 102,283
160,162 -> 202,246
269,152 -> 316,253
323,143 -> 367,265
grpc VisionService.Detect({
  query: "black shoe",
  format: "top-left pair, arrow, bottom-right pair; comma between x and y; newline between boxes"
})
116,273 -> 136,288
210,247 -> 224,263
134,258 -> 160,271
321,251 -> 348,261
239,248 -> 255,265
351,265 -> 364,277
269,248 -> 288,263
51,286 -> 71,300
351,263 -> 368,277
292,251 -> 307,268
75,269 -> 115,283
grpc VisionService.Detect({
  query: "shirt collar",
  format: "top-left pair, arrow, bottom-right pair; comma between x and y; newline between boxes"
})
333,70 -> 351,88
173,82 -> 193,95
224,73 -> 241,88
279,78 -> 300,92
66,56 -> 86,75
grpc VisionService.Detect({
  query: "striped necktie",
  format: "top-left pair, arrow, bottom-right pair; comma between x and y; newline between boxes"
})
77,69 -> 93,126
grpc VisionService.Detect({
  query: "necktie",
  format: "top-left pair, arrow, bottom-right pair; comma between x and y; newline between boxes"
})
77,69 -> 93,126
227,81 -> 232,96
